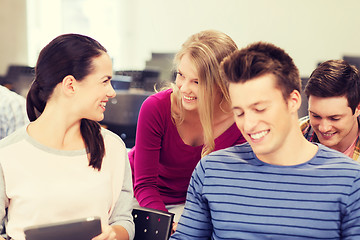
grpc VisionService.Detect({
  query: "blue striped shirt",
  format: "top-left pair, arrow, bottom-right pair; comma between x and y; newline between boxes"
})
170,143 -> 360,240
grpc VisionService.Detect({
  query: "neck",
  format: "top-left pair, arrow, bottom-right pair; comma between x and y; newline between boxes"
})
261,136 -> 318,166
184,108 -> 201,122
27,103 -> 84,150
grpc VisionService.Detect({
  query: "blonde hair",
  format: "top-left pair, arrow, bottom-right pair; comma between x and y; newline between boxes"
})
171,30 -> 238,157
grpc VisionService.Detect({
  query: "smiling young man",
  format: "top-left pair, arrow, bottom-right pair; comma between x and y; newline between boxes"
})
170,42 -> 360,240
300,60 -> 360,161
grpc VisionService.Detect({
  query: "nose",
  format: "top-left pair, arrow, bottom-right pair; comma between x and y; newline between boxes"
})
107,84 -> 116,98
243,112 -> 258,133
179,79 -> 191,94
318,119 -> 332,132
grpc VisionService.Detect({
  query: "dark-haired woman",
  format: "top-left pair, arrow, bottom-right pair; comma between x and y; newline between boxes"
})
0,34 -> 134,240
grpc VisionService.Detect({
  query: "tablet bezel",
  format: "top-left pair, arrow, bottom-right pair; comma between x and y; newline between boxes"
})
24,216 -> 101,240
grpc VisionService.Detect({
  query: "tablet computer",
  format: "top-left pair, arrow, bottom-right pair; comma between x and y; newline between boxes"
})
24,216 -> 101,240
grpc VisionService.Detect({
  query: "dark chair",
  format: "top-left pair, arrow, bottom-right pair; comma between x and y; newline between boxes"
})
132,207 -> 174,240
100,90 -> 152,148
115,70 -> 160,91
3,65 -> 35,97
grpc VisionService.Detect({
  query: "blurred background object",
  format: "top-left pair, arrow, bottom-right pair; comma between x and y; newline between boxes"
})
1,65 -> 35,98
3,0 -> 360,146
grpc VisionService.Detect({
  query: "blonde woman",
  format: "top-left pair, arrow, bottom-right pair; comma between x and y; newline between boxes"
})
128,30 -> 246,222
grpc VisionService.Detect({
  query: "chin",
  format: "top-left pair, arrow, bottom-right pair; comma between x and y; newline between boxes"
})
87,115 -> 104,122
322,141 -> 337,149
319,138 -> 336,146
182,101 -> 198,109
183,104 -> 198,112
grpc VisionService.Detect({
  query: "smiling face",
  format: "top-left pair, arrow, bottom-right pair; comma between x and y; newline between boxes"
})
75,53 -> 116,122
229,73 -> 296,159
308,95 -> 360,152
175,53 -> 200,112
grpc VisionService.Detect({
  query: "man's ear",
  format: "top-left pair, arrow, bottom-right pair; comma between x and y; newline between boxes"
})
288,89 -> 302,113
61,75 -> 76,96
354,103 -> 360,117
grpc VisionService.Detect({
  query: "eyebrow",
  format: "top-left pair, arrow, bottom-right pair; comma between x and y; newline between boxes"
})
232,101 -> 268,110
102,75 -> 112,80
309,110 -> 342,118
177,69 -> 198,81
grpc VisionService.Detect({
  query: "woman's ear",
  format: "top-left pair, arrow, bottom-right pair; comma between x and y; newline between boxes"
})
287,89 -> 302,113
61,75 -> 76,96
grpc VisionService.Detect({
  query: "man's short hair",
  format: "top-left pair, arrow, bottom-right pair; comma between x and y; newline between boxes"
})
304,59 -> 360,114
220,41 -> 301,100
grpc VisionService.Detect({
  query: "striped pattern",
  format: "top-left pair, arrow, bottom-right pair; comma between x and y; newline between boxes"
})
170,143 -> 360,240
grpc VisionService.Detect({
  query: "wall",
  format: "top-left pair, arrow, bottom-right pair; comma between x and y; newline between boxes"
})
0,0 -> 28,76
123,0 -> 360,77
2,0 -> 360,78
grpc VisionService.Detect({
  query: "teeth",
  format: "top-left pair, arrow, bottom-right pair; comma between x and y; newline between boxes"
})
100,102 -> 106,108
322,132 -> 334,137
184,96 -> 196,100
250,130 -> 269,140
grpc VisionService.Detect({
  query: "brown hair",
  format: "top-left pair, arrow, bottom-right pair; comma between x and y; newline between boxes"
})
305,59 -> 360,114
27,33 -> 107,170
221,41 -> 301,101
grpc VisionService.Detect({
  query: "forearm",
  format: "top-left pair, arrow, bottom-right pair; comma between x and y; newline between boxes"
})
133,147 -> 167,212
134,186 -> 167,212
133,93 -> 168,212
133,134 -> 166,211
133,134 -> 165,212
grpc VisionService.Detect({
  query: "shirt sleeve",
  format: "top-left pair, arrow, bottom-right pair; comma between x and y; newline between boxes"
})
341,170 -> 360,239
132,92 -> 169,212
170,159 -> 212,240
109,148 -> 135,240
0,87 -> 29,140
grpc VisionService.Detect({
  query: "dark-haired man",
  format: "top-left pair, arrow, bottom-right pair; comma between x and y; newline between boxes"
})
300,59 -> 360,161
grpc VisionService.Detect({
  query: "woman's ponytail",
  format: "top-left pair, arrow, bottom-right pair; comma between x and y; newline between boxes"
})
26,80 -> 46,121
81,117 -> 105,170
